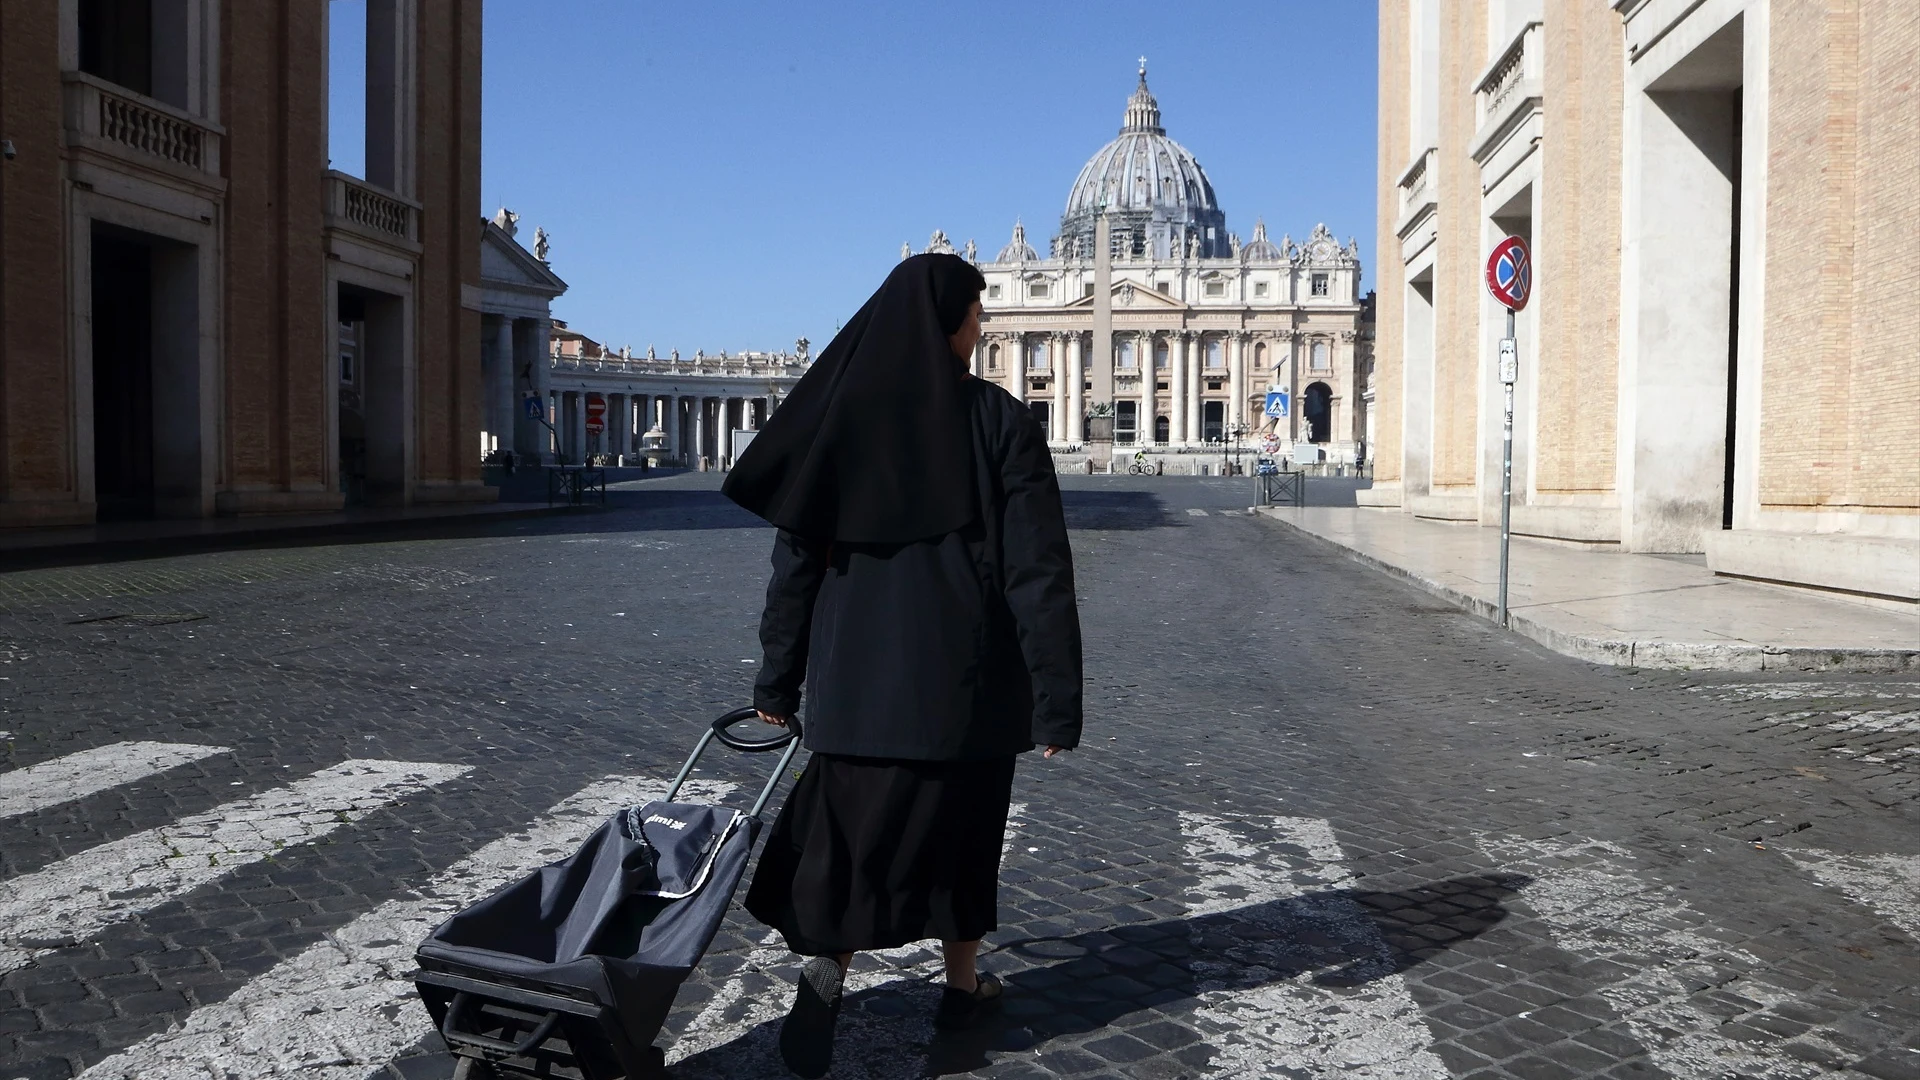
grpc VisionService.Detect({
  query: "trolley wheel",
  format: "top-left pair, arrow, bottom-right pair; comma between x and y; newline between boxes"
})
452,1058 -> 498,1080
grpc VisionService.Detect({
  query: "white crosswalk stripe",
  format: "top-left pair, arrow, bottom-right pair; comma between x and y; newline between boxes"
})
1782,845 -> 1920,940
1186,508 -> 1210,516
1179,813 -> 1452,1079
0,758 -> 466,979
76,775 -> 735,1080
1474,832 -> 1846,1079
0,740 -> 229,820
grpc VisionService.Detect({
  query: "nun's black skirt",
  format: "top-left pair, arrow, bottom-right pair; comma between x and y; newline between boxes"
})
745,752 -> 1017,956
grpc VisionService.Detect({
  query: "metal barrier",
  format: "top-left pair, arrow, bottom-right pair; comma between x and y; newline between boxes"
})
1254,466 -> 1305,508
547,466 -> 607,506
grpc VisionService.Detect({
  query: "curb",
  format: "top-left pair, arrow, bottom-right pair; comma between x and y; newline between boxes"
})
1253,507 -> 1919,674
0,503 -> 588,572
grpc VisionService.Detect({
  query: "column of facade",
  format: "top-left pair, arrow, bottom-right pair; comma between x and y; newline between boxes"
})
970,342 -> 983,379
1138,332 -> 1154,445
1050,333 -> 1068,444
1185,332 -> 1203,441
1169,331 -> 1188,446
1008,335 -> 1026,403
483,316 -> 511,454
1067,333 -> 1085,443
1228,332 -> 1247,431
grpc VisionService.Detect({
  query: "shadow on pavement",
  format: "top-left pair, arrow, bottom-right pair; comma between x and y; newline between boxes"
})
670,872 -> 1529,1079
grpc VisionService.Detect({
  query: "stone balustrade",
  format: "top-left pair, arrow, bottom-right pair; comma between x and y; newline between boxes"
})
551,354 -> 807,379
1475,21 -> 1544,134
62,72 -> 223,177
1398,146 -> 1437,226
325,171 -> 420,245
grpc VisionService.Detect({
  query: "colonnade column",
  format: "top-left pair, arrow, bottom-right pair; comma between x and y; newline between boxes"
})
970,342 -> 983,379
1067,334 -> 1085,443
1050,334 -> 1068,445
1228,332 -> 1247,431
1008,335 -> 1026,404
571,392 -> 588,462
1169,331 -> 1188,446
698,393 -> 714,465
482,316 -> 511,454
1138,331 -> 1154,446
665,396 -> 681,464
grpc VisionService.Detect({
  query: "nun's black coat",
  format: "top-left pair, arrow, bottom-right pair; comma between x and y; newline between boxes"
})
752,376 -> 1081,759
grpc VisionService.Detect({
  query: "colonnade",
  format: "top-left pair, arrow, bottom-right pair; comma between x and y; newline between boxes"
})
545,390 -> 775,469
979,328 -> 1341,448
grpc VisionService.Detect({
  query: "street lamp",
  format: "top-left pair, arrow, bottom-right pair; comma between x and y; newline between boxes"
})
1222,422 -> 1250,476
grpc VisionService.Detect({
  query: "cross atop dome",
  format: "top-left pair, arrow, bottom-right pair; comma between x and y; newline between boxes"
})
1121,58 -> 1163,135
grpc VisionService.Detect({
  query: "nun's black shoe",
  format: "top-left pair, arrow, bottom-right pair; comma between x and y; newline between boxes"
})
933,971 -> 1003,1031
780,957 -> 844,1078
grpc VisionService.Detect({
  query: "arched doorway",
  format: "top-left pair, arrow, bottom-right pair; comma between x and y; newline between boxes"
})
1304,382 -> 1333,444
1154,415 -> 1169,444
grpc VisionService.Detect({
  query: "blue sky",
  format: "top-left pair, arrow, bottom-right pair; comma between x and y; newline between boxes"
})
331,1 -> 1378,354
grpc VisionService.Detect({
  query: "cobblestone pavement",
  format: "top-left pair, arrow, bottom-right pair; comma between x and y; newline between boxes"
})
1,473 -> 1916,1080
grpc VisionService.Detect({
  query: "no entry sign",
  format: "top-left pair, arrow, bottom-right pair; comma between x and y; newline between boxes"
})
1485,235 -> 1532,311
584,395 -> 607,434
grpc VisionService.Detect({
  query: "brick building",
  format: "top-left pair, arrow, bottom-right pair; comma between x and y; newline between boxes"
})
1371,1 -> 1918,604
0,0 -> 485,526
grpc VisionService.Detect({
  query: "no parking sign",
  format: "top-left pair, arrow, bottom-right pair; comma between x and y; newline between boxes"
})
1485,235 -> 1532,311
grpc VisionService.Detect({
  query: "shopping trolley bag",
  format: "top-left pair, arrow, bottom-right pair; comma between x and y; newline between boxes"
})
413,707 -> 799,1080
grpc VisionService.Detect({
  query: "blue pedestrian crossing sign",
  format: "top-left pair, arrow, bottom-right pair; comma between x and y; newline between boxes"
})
522,394 -> 544,420
1264,390 -> 1290,418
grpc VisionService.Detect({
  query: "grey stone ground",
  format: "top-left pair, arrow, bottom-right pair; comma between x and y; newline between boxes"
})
0,473 -> 1915,1079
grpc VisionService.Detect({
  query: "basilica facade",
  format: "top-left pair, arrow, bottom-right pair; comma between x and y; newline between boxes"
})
914,64 -> 1371,465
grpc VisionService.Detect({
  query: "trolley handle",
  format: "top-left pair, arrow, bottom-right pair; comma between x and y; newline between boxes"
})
663,706 -> 802,819
711,707 -> 797,752
439,991 -> 561,1057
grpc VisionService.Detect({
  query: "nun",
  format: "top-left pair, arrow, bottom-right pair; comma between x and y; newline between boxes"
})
722,253 -> 1083,1077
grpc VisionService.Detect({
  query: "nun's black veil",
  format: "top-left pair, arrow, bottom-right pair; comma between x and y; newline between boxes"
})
722,254 -> 985,544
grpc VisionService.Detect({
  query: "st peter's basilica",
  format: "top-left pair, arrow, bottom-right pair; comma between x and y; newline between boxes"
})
912,62 -> 1373,468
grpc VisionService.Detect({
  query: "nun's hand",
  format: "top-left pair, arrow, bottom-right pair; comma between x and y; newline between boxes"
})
1043,745 -> 1067,759
757,710 -> 790,727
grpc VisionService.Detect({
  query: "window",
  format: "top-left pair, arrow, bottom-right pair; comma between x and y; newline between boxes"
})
1311,273 -> 1330,296
1115,401 -> 1139,444
987,284 -> 1002,299
1204,281 -> 1226,298
987,344 -> 999,371
1084,283 -> 1096,298
1254,281 -> 1269,298
1028,339 -> 1050,371
1254,342 -> 1267,368
1311,341 -> 1330,370
340,351 -> 356,384
1154,341 -> 1169,369
1116,339 -> 1137,368
1027,281 -> 1050,299
1205,338 -> 1224,369
1156,281 -> 1170,294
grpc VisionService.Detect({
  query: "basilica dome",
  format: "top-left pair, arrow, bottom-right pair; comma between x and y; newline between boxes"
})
1058,63 -> 1229,260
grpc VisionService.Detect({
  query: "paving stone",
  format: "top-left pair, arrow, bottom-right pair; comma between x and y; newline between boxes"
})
0,475 -> 1915,1079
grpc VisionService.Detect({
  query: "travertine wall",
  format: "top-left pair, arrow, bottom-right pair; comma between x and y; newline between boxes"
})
1431,0 -> 1485,490
222,3 -> 330,496
414,0 -> 485,493
1533,2 -> 1622,496
1372,3 -> 1408,486
1760,0 -> 1918,515
0,5 -> 76,522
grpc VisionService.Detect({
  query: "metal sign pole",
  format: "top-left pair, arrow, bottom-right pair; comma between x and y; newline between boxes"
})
1499,310 -> 1516,628
1485,232 -> 1529,631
